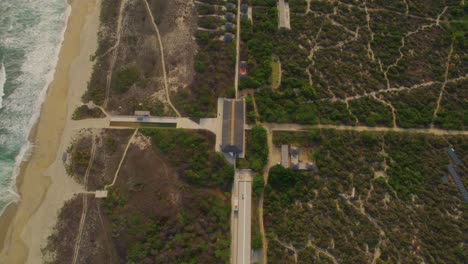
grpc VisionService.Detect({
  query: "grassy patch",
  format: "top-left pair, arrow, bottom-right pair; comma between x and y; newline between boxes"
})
270,56 -> 281,89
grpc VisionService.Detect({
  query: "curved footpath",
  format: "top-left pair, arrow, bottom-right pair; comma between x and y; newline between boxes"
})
0,0 -> 101,263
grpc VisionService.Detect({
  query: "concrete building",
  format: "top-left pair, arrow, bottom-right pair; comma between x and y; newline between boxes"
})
226,3 -> 236,10
291,146 -> 299,168
224,22 -> 234,31
289,146 -> 316,171
281,145 -> 289,168
277,0 -> 291,29
95,190 -> 108,198
241,4 -> 249,14
223,32 -> 235,42
225,12 -> 235,21
447,164 -> 468,202
134,110 -> 150,116
447,147 -> 463,166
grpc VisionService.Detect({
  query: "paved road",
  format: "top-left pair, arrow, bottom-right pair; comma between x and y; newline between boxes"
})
238,180 -> 252,264
234,0 -> 242,98
232,169 -> 253,264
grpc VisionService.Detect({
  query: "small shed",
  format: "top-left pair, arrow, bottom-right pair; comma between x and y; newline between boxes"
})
226,3 -> 236,10
224,22 -> 234,31
447,164 -> 468,202
134,110 -> 150,116
223,33 -> 234,42
95,190 -> 108,198
225,12 -> 235,21
241,4 -> 249,14
291,146 -> 299,165
447,147 -> 462,166
281,145 -> 289,168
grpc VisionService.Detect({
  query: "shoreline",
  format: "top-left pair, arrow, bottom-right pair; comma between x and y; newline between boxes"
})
0,0 -> 101,263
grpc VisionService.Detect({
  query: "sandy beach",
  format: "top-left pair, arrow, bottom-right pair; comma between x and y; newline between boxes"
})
0,0 -> 101,263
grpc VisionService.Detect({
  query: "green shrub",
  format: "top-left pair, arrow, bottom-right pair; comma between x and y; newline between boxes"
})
247,126 -> 269,172
112,67 -> 140,94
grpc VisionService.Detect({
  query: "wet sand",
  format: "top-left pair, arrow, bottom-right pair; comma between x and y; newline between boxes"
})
0,0 -> 100,263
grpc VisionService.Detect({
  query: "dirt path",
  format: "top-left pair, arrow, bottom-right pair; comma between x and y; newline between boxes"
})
305,0 -> 311,14
318,73 -> 467,104
258,126 -> 275,264
275,237 -> 299,263
260,123 -> 468,136
96,202 -> 114,263
249,93 -> 260,123
306,240 -> 339,264
371,94 -> 398,128
431,40 -> 454,128
142,0 -> 181,117
103,0 -> 128,108
71,135 -> 98,264
106,128 -> 139,189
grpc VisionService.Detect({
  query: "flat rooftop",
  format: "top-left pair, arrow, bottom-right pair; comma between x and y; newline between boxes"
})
277,0 -> 291,29
281,145 -> 289,168
221,98 -> 245,156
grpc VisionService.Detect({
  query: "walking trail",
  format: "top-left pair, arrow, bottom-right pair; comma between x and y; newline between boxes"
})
143,0 -> 181,117
103,0 -> 128,108
71,135 -> 98,264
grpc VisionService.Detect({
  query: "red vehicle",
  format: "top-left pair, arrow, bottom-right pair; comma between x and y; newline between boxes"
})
240,61 -> 247,76
234,197 -> 239,211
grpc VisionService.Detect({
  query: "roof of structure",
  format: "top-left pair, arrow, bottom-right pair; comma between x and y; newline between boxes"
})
281,145 -> 289,168
134,110 -> 150,116
223,33 -> 234,41
221,99 -> 245,155
447,164 -> 468,202
241,4 -> 249,13
447,148 -> 463,166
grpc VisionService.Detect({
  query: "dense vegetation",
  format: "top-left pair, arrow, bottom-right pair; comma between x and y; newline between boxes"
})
265,130 -> 467,263
174,0 -> 237,117
141,129 -> 233,190
102,129 -> 233,263
246,125 -> 269,172
241,0 -> 467,129
71,105 -> 106,120
112,67 -> 140,94
103,188 -> 231,263
66,136 -> 93,183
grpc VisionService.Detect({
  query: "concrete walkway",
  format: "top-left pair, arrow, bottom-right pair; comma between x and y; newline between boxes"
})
108,115 -> 218,132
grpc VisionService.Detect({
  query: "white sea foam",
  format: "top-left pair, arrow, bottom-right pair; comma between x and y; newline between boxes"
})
0,0 -> 71,213
0,63 -> 5,109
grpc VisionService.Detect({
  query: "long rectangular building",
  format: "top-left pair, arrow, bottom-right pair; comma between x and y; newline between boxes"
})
281,145 -> 289,168
447,148 -> 463,166
447,164 -> 468,202
221,98 -> 245,157
277,0 -> 291,29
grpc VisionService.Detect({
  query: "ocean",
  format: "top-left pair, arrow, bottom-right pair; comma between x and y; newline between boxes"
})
0,0 -> 70,214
